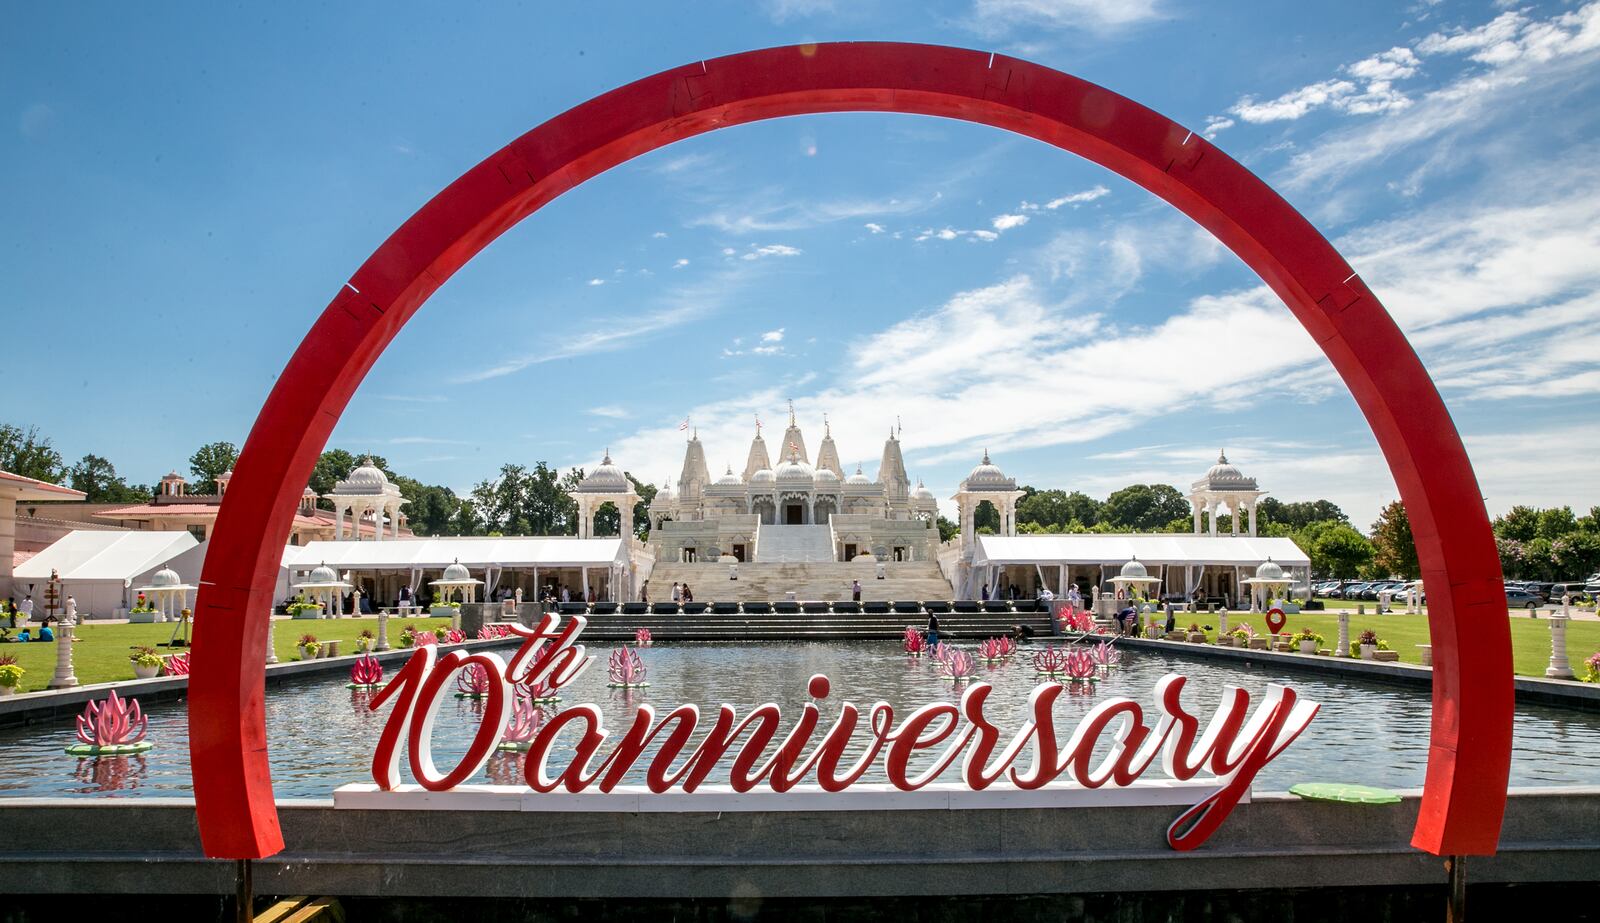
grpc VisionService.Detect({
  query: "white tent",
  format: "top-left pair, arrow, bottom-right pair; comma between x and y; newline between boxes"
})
280,537 -> 635,604
14,530 -> 200,619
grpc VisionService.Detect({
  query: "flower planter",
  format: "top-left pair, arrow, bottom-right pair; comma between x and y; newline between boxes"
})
291,609 -> 322,620
128,610 -> 158,624
1298,640 -> 1318,654
1186,632 -> 1207,643
0,685 -> 17,697
431,605 -> 457,618
1143,627 -> 1160,639
355,640 -> 371,654
1360,643 -> 1376,660
133,663 -> 160,679
299,645 -> 319,661
1248,638 -> 1270,650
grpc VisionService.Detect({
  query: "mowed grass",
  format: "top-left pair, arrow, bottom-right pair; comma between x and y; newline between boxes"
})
0,616 -> 453,693
1177,611 -> 1600,677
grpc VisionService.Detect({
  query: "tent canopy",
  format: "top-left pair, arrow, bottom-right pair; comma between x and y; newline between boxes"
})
973,534 -> 1309,568
14,530 -> 200,583
282,537 -> 629,571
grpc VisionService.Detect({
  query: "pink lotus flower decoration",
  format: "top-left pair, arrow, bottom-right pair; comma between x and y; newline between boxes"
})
75,690 -> 147,747
350,655 -> 383,686
635,628 -> 653,646
456,663 -> 492,696
163,652 -> 190,677
443,628 -> 466,644
502,692 -> 546,746
1032,646 -> 1070,676
977,637 -> 1007,661
413,631 -> 437,646
521,677 -> 560,701
1058,607 -> 1095,633
477,625 -> 511,640
928,642 -> 953,665
607,646 -> 648,687
940,648 -> 978,681
997,636 -> 1017,657
1065,649 -> 1098,683
1091,641 -> 1121,669
902,627 -> 926,655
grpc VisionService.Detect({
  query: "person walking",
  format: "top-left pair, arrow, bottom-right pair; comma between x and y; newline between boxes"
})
926,611 -> 941,648
981,584 -> 990,601
682,584 -> 694,604
641,582 -> 650,605
851,579 -> 861,603
671,582 -> 682,604
19,595 -> 34,623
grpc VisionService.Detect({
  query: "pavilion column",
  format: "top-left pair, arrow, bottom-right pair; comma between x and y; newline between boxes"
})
581,567 -> 590,600
1231,501 -> 1240,536
1207,501 -> 1218,537
1248,501 -> 1258,537
334,506 -> 344,541
1191,500 -> 1203,535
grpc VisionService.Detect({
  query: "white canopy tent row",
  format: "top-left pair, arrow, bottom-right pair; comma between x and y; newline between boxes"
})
969,534 -> 1311,607
13,531 -> 203,620
279,537 -> 638,610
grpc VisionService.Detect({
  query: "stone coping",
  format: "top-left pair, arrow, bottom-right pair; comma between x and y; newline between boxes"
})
1111,635 -> 1600,711
0,787 -> 1596,897
0,637 -> 518,729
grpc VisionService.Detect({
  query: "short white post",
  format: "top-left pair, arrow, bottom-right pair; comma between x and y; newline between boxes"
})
1334,611 -> 1351,658
1546,607 -> 1575,679
376,610 -> 390,652
48,604 -> 79,689
265,614 -> 279,664
1218,611 -> 1229,635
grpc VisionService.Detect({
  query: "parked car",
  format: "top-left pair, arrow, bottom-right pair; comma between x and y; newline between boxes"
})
1519,582 -> 1555,603
1549,582 -> 1590,603
1503,587 -> 1543,610
1342,582 -> 1374,600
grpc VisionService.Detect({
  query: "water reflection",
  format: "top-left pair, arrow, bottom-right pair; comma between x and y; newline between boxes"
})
0,640 -> 1594,798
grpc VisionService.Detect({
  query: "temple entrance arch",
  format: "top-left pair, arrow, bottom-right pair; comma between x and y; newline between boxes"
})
190,42 -> 1510,862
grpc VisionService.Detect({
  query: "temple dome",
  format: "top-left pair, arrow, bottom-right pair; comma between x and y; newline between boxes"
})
775,453 -> 815,486
845,464 -> 872,486
1254,557 -> 1285,581
578,452 -> 629,492
307,563 -> 339,585
716,465 -> 743,486
651,478 -> 676,506
1119,557 -> 1150,581
150,567 -> 182,588
814,467 -> 840,487
340,458 -> 390,493
1193,450 -> 1259,492
964,451 -> 1011,489
911,479 -> 935,501
442,560 -> 472,583
750,467 -> 776,485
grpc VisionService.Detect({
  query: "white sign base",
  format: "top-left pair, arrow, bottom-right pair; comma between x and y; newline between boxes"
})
331,779 -> 1240,813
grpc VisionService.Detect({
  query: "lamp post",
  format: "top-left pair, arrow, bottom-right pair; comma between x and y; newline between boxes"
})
48,590 -> 78,689
1546,595 -> 1575,679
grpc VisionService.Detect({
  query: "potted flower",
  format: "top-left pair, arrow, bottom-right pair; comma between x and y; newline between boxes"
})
128,600 -> 160,624
1356,628 -> 1381,660
399,626 -> 417,648
1186,622 -> 1207,643
434,625 -> 450,642
1294,628 -> 1324,654
1584,651 -> 1600,683
132,650 -> 164,679
0,656 -> 23,696
431,600 -> 461,618
355,629 -> 375,653
298,633 -> 321,661
288,598 -> 323,620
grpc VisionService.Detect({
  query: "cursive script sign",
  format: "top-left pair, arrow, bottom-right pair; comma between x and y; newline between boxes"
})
364,615 -> 1319,850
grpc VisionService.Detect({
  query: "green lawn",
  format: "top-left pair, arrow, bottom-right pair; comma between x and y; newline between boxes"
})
0,616 -> 453,693
1177,611 -> 1600,678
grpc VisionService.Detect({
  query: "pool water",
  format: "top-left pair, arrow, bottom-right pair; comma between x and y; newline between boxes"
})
0,641 -> 1592,798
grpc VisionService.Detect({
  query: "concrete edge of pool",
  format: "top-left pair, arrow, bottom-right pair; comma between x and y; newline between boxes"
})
1,788 -> 1596,897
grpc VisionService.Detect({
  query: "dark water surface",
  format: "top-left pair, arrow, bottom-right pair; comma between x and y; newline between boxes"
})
0,640 -> 1592,798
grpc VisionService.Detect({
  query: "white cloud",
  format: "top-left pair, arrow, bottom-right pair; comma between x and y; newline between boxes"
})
967,0 -> 1165,35
761,328 -> 785,343
692,194 -> 928,235
652,231 -> 669,239
765,0 -> 834,22
740,244 -> 802,261
1348,46 -> 1421,81
1232,79 -> 1363,123
587,278 -> 605,286
864,222 -> 886,234
587,406 -> 630,420
1045,185 -> 1111,209
992,213 -> 1030,231
1202,116 -> 1234,139
971,230 -> 999,241
673,258 -> 690,268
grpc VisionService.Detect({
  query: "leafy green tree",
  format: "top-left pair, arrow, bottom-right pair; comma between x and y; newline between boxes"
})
1493,505 -> 1541,543
68,454 -> 149,503
306,450 -> 393,501
393,475 -> 464,536
0,423 -> 65,483
1257,498 -> 1348,529
973,499 -> 1001,533
1370,501 -> 1419,579
1553,532 -> 1600,581
1537,506 -> 1578,542
936,515 -> 959,542
1101,484 -> 1188,531
187,441 -> 239,493
1305,523 -> 1373,578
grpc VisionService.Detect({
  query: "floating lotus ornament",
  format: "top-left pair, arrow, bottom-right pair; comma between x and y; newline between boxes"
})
1064,649 -> 1098,687
940,648 -> 978,682
997,636 -> 1017,657
606,646 -> 649,688
346,654 -> 384,690
902,627 -> 926,656
162,652 -> 190,677
1032,645 -> 1070,677
498,693 -> 546,751
1091,641 -> 1121,671
455,663 -> 493,699
928,642 -> 953,666
635,628 -> 653,647
66,690 -> 152,756
521,676 -> 561,703
977,637 -> 1008,663
1058,607 -> 1095,634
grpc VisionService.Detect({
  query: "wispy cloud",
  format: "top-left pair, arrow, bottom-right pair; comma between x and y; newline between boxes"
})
588,406 -> 630,419
965,0 -> 1166,37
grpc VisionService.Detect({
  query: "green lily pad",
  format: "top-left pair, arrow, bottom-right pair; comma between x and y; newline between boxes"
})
1289,782 -> 1402,804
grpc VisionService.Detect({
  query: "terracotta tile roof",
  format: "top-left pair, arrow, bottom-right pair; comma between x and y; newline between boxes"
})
0,469 -> 86,501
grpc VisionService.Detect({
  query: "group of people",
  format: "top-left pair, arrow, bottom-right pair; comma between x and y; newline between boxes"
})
2,594 -> 73,643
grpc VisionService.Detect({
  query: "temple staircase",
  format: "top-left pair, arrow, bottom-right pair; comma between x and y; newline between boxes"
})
754,524 -> 836,563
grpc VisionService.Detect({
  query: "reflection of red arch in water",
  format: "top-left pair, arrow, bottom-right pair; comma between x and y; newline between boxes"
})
188,42 -> 1511,860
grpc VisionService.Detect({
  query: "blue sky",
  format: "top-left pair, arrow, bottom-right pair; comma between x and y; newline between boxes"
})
4,0 -> 1598,528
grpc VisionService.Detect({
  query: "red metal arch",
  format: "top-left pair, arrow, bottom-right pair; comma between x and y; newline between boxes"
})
190,42 -> 1511,859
